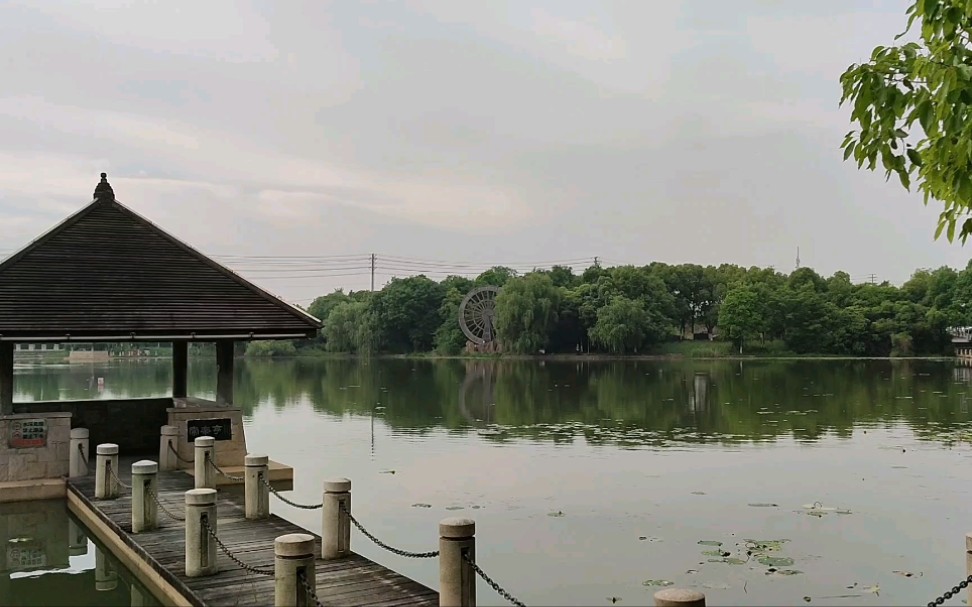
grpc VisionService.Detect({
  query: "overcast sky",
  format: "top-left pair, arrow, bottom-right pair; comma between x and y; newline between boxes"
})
0,0 -> 964,304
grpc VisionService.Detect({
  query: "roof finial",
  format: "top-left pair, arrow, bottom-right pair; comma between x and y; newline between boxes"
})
94,172 -> 114,202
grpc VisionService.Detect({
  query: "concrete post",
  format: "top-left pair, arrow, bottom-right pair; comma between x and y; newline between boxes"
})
69,428 -> 90,478
439,518 -> 476,607
95,443 -> 119,500
321,478 -> 351,559
654,589 -> 706,607
245,454 -> 270,520
94,546 -> 118,591
194,436 -> 216,489
131,460 -> 159,533
965,533 -> 972,606
274,533 -> 316,607
185,488 -> 218,577
159,425 -> 179,471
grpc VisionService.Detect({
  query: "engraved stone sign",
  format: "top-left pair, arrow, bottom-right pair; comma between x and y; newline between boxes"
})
9,418 -> 47,448
187,418 -> 232,442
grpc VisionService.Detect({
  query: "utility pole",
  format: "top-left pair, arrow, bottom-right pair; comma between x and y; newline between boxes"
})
795,246 -> 800,270
370,253 -> 376,291
593,256 -> 600,269
868,273 -> 877,285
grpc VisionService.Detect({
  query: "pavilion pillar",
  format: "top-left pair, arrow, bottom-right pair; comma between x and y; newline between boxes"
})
215,341 -> 235,406
172,341 -> 188,399
0,342 -> 13,415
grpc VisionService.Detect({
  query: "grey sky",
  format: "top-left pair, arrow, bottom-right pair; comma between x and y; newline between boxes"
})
0,0 -> 963,304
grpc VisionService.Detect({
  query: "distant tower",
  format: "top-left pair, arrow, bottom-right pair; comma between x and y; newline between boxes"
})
795,246 -> 801,270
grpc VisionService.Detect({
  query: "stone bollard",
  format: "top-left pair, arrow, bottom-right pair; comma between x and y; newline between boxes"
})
321,478 -> 351,559
131,460 -> 159,533
439,518 -> 476,607
159,425 -> 179,471
194,436 -> 216,489
185,488 -> 218,577
966,533 -> 972,606
94,546 -> 118,591
69,428 -> 89,478
94,443 -> 119,500
245,454 -> 270,520
654,588 -> 706,607
274,533 -> 316,607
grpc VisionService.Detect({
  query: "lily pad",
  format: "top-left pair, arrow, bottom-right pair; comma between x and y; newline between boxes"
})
548,510 -> 566,517
380,470 -> 396,474
698,540 -> 723,547
411,503 -> 432,508
893,570 -> 921,578
748,502 -> 779,508
691,491 -> 706,495
702,549 -> 730,557
707,557 -> 746,565
758,556 -> 795,567
445,506 -> 465,511
768,569 -> 803,576
642,579 -> 673,587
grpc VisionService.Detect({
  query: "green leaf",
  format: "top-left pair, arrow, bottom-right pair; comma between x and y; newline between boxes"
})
948,219 -> 956,242
907,148 -> 923,166
843,142 -> 856,160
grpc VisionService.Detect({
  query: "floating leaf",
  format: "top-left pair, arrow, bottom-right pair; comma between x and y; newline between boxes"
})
548,510 -> 565,517
758,556 -> 795,567
411,503 -> 432,508
698,540 -> 723,547
748,503 -> 779,508
803,597 -> 811,603
865,585 -> 880,595
445,506 -> 464,511
893,570 -> 921,578
702,550 -> 729,557
767,569 -> 803,576
642,579 -> 673,587
380,470 -> 396,474
691,491 -> 706,495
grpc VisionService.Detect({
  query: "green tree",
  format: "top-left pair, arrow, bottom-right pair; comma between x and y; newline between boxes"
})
718,285 -> 764,354
324,301 -> 377,355
589,296 -> 650,354
839,0 -> 972,242
369,276 -> 445,352
495,274 -> 561,353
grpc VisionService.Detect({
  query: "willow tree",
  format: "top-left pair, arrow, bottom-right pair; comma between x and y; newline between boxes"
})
840,0 -> 972,242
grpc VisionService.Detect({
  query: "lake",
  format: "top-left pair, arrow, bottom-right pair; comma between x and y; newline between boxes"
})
8,356 -> 972,606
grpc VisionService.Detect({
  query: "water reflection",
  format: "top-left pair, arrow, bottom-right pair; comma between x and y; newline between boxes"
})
13,357 -> 972,446
1,500 -> 159,606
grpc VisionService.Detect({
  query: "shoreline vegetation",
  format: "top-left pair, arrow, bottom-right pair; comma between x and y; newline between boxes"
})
248,260 -> 972,360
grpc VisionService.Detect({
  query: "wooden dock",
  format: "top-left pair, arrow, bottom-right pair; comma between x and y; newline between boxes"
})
67,458 -> 438,607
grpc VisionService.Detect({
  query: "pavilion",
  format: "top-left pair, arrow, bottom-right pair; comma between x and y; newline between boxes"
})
0,173 -> 321,458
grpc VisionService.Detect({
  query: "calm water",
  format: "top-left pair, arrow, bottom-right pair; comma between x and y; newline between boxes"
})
11,357 -> 972,606
2,499 -> 160,606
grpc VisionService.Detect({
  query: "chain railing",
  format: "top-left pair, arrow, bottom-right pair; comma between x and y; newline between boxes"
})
340,502 -> 439,559
297,569 -> 326,607
168,441 -> 194,464
463,552 -> 526,607
928,576 -> 972,606
201,517 -> 275,576
105,460 -> 131,490
147,486 -> 186,522
260,476 -> 323,509
77,443 -> 88,467
206,453 -> 244,482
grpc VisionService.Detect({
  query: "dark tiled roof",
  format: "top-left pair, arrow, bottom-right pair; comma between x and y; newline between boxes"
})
0,175 -> 321,340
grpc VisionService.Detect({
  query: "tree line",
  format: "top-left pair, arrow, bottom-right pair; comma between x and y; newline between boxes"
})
245,261 -> 972,357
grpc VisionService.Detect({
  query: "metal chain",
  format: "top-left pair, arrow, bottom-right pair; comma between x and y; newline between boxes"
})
77,443 -> 88,466
260,476 -> 323,509
340,503 -> 438,558
207,453 -> 244,482
297,569 -> 326,607
201,518 -> 274,576
463,552 -> 526,607
106,460 -> 131,489
147,486 -> 186,522
928,575 -> 972,606
168,441 -> 194,464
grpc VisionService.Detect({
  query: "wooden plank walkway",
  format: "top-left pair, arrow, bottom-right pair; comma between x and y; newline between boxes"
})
67,458 -> 438,607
